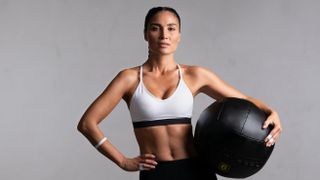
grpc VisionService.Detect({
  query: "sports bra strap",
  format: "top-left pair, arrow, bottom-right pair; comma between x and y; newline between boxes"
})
177,64 -> 182,79
139,65 -> 143,81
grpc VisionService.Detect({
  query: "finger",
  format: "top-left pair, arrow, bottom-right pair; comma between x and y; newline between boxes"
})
264,123 -> 281,142
142,154 -> 156,159
264,134 -> 273,143
262,118 -> 274,129
271,132 -> 280,143
143,163 -> 156,169
144,158 -> 158,166
139,154 -> 158,167
138,163 -> 156,171
266,137 -> 275,147
269,125 -> 281,139
265,129 -> 281,147
268,129 -> 281,145
264,130 -> 276,143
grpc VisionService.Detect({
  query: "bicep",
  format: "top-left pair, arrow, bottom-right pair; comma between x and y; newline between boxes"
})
198,66 -> 247,101
80,70 -> 130,124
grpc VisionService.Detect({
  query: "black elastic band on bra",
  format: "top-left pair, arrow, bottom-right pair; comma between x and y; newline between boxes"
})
133,117 -> 191,128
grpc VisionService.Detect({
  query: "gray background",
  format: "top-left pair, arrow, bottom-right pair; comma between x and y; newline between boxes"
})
1,0 -> 319,179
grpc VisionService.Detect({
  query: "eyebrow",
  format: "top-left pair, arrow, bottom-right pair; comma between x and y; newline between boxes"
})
149,23 -> 178,27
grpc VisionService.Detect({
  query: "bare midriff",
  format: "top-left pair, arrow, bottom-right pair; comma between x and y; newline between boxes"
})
133,123 -> 198,161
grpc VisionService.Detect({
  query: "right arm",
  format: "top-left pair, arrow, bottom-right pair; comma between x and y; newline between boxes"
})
77,69 -> 157,171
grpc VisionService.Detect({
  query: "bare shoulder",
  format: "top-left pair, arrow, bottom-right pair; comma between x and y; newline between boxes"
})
90,66 -> 139,103
113,66 -> 141,101
178,64 -> 216,96
181,64 -> 220,86
179,64 -> 215,79
115,66 -> 139,84
181,64 -> 247,100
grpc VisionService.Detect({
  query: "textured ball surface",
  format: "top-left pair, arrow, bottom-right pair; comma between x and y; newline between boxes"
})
194,97 -> 275,178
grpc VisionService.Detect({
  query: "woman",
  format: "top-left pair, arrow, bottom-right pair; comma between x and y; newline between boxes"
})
77,6 -> 282,180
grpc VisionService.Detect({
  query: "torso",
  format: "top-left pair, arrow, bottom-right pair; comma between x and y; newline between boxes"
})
122,64 -> 203,161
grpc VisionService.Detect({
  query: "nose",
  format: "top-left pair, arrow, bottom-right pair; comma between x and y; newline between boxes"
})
160,29 -> 169,40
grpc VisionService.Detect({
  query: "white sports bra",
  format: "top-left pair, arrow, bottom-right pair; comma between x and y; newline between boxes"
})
129,64 -> 194,128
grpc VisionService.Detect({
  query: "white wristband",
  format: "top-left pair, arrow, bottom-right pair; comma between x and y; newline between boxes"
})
95,137 -> 107,149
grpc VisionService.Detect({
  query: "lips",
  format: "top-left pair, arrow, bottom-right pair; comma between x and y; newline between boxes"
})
159,42 -> 170,47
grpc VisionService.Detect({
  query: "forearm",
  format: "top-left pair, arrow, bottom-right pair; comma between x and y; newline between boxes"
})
246,96 -> 274,115
77,121 -> 125,168
96,138 -> 126,167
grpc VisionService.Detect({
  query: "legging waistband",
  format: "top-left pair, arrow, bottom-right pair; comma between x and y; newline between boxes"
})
139,156 -> 217,180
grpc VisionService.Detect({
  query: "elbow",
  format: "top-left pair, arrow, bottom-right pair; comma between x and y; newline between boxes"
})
77,120 -> 86,134
77,119 -> 92,135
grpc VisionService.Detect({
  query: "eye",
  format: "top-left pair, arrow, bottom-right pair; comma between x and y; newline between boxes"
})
168,27 -> 176,31
150,26 -> 159,31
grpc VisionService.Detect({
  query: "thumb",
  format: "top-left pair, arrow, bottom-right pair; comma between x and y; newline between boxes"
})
262,118 -> 273,129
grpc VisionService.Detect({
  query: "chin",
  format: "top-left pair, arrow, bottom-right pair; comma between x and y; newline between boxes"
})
156,49 -> 175,55
159,51 -> 173,55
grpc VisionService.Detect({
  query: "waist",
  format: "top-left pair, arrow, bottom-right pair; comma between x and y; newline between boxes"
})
154,156 -> 200,166
134,123 -> 197,161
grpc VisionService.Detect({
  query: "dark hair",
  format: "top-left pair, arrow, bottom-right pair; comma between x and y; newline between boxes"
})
144,6 -> 181,33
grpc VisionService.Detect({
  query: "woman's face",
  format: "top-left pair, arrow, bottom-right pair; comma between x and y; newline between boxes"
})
144,11 -> 181,56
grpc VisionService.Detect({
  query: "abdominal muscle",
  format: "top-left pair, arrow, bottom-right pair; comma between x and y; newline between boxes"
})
133,123 -> 198,161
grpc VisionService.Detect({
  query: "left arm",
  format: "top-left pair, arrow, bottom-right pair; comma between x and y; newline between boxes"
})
196,66 -> 282,146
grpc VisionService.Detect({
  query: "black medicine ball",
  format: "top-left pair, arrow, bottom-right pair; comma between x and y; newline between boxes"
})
194,97 -> 275,178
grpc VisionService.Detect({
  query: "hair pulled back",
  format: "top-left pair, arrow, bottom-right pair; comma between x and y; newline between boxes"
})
144,6 -> 181,33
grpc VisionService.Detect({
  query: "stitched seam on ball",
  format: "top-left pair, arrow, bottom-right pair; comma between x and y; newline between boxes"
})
230,131 -> 265,142
217,100 -> 225,122
240,104 -> 251,135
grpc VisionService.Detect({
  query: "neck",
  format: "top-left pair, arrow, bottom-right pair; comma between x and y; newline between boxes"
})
144,53 -> 177,74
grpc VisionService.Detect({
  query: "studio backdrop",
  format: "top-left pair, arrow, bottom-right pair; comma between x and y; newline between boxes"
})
1,0 -> 319,180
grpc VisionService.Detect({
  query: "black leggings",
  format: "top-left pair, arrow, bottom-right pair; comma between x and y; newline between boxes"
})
139,157 -> 217,180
